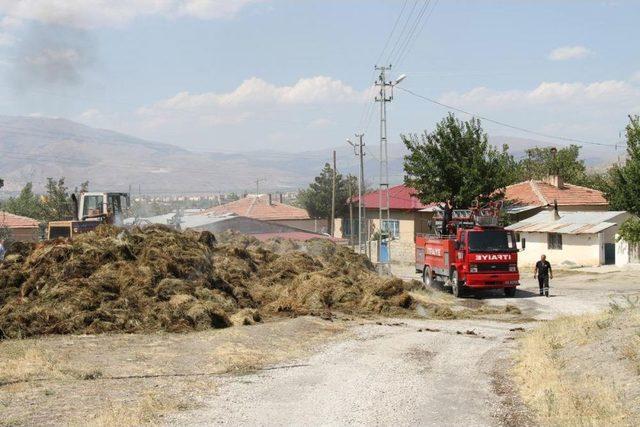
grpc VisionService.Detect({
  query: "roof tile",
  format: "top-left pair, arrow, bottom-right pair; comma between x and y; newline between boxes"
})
198,195 -> 310,221
0,211 -> 40,229
351,185 -> 434,210
504,180 -> 608,207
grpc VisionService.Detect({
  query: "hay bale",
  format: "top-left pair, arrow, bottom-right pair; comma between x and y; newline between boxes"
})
230,308 -> 261,326
0,226 -> 417,338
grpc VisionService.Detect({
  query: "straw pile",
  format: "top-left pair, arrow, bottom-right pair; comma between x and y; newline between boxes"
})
0,226 -> 414,338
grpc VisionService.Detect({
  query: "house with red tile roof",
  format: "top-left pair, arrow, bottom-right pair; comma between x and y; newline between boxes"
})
0,211 -> 40,242
128,212 -> 340,243
197,194 -> 323,233
335,184 -> 437,264
504,175 -> 609,221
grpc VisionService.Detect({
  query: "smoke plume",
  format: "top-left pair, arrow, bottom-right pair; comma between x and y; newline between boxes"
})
12,24 -> 95,89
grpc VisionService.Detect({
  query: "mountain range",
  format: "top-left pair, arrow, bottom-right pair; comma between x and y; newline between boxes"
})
0,115 -> 619,195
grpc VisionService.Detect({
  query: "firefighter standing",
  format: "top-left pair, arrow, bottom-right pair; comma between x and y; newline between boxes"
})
534,254 -> 553,297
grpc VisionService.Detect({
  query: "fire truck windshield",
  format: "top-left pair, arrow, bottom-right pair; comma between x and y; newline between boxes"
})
467,230 -> 517,253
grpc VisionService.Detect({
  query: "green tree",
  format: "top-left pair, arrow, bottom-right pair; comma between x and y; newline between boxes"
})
402,114 -> 515,209
517,145 -> 586,182
1,182 -> 43,219
606,115 -> 640,215
41,178 -> 74,221
298,163 -> 357,232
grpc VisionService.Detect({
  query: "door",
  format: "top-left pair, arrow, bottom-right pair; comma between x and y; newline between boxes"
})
379,240 -> 389,262
604,243 -> 615,265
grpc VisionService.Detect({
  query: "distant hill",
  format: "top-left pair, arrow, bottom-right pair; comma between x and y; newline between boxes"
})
0,116 -> 619,195
0,116 -> 302,194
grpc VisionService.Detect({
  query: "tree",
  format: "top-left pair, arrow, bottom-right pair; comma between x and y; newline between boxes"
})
1,182 -> 43,219
517,145 -> 586,182
40,178 -> 74,221
402,114 -> 515,210
606,115 -> 640,216
297,163 -> 357,232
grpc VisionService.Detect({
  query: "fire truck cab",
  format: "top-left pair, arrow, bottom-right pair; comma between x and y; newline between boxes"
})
415,206 -> 520,297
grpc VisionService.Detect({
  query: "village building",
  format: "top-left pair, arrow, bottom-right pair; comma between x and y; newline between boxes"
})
127,212 -> 338,242
0,211 -> 40,242
503,175 -> 609,221
506,210 -> 630,267
334,184 -> 435,264
196,194 -> 323,233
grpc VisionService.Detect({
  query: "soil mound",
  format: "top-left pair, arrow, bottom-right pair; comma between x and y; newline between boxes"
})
0,226 -> 413,338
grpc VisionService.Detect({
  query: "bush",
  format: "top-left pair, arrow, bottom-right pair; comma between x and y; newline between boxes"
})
618,217 -> 640,244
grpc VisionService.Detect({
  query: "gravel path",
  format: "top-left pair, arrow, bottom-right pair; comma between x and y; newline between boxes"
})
166,273 -> 640,426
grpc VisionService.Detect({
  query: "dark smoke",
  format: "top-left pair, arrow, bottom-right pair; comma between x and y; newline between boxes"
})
12,24 -> 96,89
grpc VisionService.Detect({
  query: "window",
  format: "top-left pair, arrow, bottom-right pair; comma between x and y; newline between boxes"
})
548,233 -> 563,250
341,218 -> 360,237
381,219 -> 400,239
82,195 -> 104,218
468,230 -> 517,252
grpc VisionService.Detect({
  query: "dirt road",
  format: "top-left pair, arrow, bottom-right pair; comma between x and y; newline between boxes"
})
167,271 -> 640,426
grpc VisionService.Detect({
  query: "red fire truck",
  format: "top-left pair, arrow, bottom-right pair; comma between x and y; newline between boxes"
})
415,203 -> 520,297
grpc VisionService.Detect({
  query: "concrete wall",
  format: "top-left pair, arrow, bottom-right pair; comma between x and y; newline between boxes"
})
518,232 -> 602,268
6,227 -> 39,242
336,209 -> 434,265
616,237 -> 640,267
558,205 -> 610,212
273,219 -> 326,234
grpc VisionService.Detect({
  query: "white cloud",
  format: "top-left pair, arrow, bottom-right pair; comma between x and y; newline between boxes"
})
308,118 -> 333,129
548,45 -> 593,61
440,79 -> 638,110
0,31 -> 14,46
79,108 -> 102,120
152,76 -> 367,111
631,71 -> 640,82
0,0 -> 261,29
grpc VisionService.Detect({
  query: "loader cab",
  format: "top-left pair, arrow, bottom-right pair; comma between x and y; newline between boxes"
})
78,192 -> 130,226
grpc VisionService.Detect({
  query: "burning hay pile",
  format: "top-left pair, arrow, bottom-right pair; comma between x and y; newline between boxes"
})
0,226 -> 414,338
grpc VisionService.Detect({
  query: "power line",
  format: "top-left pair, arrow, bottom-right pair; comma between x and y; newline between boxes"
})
396,86 -> 623,148
386,0 -> 421,64
394,0 -> 439,68
390,0 -> 431,67
358,0 -> 412,132
376,0 -> 410,65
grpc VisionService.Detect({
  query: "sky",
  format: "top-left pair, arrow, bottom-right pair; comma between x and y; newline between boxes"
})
0,0 -> 639,155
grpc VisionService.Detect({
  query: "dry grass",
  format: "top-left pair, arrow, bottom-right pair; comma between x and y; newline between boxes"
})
0,226 -> 416,338
0,317 -> 347,425
0,340 -> 65,385
514,298 -> 640,426
410,289 -> 523,320
73,393 -> 191,426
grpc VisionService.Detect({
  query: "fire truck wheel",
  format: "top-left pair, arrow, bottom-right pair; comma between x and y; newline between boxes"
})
422,266 -> 433,288
504,287 -> 517,297
451,269 -> 464,298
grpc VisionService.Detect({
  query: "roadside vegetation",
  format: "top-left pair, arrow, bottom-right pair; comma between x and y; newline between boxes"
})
514,297 -> 640,426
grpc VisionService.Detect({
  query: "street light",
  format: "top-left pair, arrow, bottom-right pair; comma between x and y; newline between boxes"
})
394,74 -> 407,85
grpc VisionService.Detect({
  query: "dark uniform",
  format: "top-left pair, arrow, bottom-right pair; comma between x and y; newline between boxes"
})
535,260 -> 552,295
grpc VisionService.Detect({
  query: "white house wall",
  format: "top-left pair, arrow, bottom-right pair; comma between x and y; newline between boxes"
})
518,232 -> 602,267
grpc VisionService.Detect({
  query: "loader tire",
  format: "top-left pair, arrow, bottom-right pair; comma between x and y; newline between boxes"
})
504,287 -> 516,297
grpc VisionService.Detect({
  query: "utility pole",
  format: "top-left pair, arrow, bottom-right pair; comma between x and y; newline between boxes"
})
330,150 -> 336,237
348,178 -> 354,248
255,178 -> 265,196
348,134 -> 366,254
375,65 -> 392,273
374,66 -> 406,273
